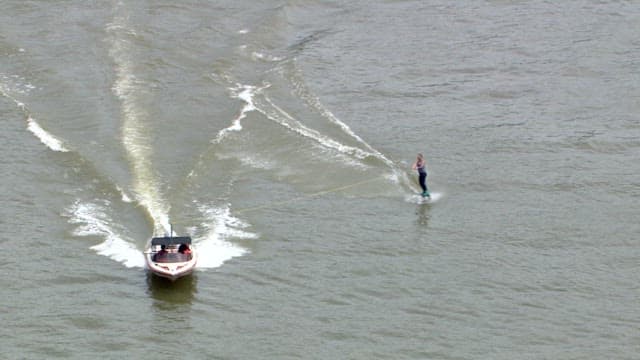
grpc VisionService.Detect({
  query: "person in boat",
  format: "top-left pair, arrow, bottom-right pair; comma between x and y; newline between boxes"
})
412,153 -> 430,198
154,245 -> 168,261
178,243 -> 191,255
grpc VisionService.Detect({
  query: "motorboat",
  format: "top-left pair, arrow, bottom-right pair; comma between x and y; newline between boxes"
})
144,235 -> 197,281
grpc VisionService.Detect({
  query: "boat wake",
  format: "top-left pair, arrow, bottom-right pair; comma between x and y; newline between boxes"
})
209,67 -> 401,177
1,75 -> 69,153
107,6 -> 171,236
212,82 -> 270,144
64,200 -> 145,268
3,5 -> 423,272
1,10 -> 253,271
57,3 -> 253,270
190,204 -> 253,269
63,199 -> 252,270
285,63 -> 395,169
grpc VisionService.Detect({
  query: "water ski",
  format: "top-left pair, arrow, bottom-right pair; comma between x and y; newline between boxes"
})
406,191 -> 442,204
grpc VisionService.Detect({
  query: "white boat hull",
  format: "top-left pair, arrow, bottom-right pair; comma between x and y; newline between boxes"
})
144,235 -> 197,281
145,252 -> 197,281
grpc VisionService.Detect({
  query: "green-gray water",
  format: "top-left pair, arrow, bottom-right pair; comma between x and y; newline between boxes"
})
1,1 -> 639,359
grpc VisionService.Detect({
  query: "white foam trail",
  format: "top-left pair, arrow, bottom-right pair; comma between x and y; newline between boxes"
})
212,75 -> 374,161
287,65 -> 395,169
237,154 -> 275,170
116,185 -> 133,203
251,51 -> 284,62
0,73 -> 36,95
65,201 -> 145,268
210,74 -> 401,182
1,77 -> 70,153
212,84 -> 265,144
258,93 -> 374,160
216,79 -> 393,173
26,116 -> 70,152
107,8 -> 170,234
194,204 -> 252,269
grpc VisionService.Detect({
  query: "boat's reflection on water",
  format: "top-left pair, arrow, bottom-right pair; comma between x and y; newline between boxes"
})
146,272 -> 197,308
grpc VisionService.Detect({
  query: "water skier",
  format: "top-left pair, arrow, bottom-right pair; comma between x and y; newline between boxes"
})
412,153 -> 430,198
